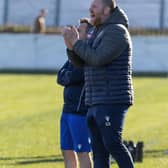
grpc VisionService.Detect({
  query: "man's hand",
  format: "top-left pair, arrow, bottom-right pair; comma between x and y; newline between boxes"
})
78,22 -> 88,40
62,26 -> 79,50
62,27 -> 73,49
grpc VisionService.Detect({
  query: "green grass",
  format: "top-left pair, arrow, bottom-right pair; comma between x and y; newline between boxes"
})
0,74 -> 168,168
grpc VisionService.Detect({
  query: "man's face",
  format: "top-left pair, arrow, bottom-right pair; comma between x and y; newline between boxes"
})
89,0 -> 106,26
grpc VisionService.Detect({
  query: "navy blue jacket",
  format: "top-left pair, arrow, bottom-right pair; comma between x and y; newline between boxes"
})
57,60 -> 87,115
68,7 -> 134,106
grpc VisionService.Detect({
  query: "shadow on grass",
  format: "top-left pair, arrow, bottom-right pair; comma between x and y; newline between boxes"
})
1,150 -> 168,165
0,155 -> 63,165
144,149 -> 168,158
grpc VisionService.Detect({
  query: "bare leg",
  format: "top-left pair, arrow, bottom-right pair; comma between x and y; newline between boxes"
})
77,152 -> 92,168
62,150 -> 77,168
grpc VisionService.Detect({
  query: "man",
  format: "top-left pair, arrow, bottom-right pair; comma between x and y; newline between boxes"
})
33,9 -> 47,33
62,0 -> 134,168
58,20 -> 92,168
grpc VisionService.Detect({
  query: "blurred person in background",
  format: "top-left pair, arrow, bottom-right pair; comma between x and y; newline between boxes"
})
57,20 -> 92,168
33,9 -> 47,33
62,0 -> 134,168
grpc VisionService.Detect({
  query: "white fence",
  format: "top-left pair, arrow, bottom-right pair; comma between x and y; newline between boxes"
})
0,34 -> 168,73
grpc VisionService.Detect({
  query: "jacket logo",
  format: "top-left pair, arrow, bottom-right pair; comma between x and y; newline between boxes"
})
105,116 -> 111,127
78,144 -> 82,149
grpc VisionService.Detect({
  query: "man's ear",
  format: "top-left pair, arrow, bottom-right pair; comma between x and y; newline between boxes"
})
104,6 -> 111,15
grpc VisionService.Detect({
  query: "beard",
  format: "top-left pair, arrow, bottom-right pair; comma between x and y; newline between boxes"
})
91,16 -> 102,26
90,8 -> 105,26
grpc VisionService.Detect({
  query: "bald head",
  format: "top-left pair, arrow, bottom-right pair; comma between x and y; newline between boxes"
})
101,0 -> 116,12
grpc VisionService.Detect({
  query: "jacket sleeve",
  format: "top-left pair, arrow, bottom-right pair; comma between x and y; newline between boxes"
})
57,60 -> 84,86
57,61 -> 69,86
73,24 -> 131,66
67,49 -> 85,68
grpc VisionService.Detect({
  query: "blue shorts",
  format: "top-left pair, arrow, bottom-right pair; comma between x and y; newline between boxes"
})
60,113 -> 91,152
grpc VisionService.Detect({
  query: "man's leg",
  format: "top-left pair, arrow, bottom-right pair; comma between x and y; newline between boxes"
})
95,105 -> 134,168
87,108 -> 110,168
69,114 -> 92,168
62,150 -> 77,168
60,113 -> 77,168
77,152 -> 92,168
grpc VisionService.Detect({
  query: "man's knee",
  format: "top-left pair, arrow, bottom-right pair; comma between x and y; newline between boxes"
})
103,132 -> 123,152
77,152 -> 92,168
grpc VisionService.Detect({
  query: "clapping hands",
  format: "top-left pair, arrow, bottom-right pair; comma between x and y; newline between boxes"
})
62,26 -> 79,50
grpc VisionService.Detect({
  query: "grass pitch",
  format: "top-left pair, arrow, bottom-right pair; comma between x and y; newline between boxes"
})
0,74 -> 168,168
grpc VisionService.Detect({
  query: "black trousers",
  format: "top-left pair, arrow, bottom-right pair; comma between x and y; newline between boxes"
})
87,104 -> 134,168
